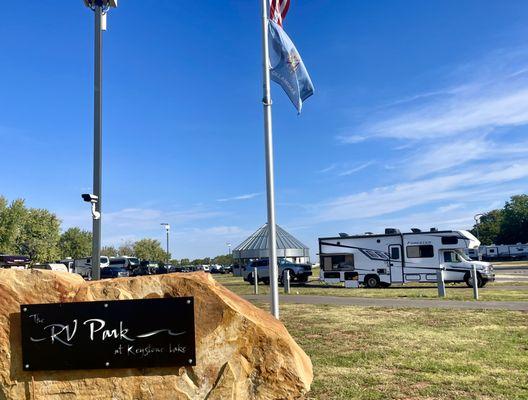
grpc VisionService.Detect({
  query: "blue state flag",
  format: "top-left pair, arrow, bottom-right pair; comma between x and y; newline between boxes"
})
268,19 -> 314,113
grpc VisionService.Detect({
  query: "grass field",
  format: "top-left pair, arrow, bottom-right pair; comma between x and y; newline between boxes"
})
266,303 -> 528,400
212,271 -> 528,302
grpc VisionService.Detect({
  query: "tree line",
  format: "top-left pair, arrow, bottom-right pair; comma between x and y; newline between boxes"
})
0,195 -> 235,265
0,196 -> 169,263
471,195 -> 528,245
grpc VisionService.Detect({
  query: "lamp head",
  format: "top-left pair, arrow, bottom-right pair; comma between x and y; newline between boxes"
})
83,0 -> 117,9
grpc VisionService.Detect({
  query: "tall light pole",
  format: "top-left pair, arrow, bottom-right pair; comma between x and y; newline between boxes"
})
83,0 -> 117,280
474,213 -> 484,240
474,213 -> 484,261
161,223 -> 170,265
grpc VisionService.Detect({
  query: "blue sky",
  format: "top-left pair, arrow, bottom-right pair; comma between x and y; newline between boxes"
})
1,1 -> 528,259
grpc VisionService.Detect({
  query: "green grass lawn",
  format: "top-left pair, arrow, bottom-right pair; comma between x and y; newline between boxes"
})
267,303 -> 528,400
212,270 -> 528,302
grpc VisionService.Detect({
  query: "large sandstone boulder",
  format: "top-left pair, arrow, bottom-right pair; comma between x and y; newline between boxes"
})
0,269 -> 312,400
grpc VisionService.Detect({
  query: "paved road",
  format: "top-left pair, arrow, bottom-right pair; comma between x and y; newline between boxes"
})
243,294 -> 528,311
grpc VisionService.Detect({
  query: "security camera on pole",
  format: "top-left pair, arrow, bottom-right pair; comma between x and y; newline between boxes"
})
83,0 -> 118,280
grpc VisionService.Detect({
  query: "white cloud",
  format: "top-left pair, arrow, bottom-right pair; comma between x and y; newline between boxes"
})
312,161 -> 528,223
340,48 -> 528,142
338,161 -> 375,177
216,192 -> 261,202
318,163 -> 337,173
338,134 -> 367,144
400,135 -> 528,178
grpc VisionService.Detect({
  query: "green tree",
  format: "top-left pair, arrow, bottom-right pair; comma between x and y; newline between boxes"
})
213,254 -> 233,265
133,239 -> 167,262
0,197 -> 27,254
472,209 -> 503,245
179,258 -> 190,266
498,195 -> 528,244
16,208 -> 61,263
118,241 -> 135,257
101,245 -> 118,257
59,227 -> 92,259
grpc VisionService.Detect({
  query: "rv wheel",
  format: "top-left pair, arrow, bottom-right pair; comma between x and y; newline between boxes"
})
364,275 -> 380,289
464,272 -> 483,288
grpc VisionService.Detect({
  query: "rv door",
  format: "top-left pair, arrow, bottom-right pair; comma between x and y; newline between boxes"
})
388,244 -> 403,283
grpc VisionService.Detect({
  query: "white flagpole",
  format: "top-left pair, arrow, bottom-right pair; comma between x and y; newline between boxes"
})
260,0 -> 280,319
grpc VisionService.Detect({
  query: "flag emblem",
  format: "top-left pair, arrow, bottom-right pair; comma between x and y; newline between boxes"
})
287,50 -> 300,72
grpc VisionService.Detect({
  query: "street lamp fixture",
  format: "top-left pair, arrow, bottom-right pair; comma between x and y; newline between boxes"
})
83,0 -> 118,9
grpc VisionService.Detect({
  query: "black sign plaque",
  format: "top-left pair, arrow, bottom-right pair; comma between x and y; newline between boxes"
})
20,297 -> 196,371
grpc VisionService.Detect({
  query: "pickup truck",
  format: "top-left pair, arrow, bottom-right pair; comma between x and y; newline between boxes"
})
242,259 -> 312,285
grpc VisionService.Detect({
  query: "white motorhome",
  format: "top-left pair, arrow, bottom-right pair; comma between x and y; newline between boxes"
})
319,228 -> 495,288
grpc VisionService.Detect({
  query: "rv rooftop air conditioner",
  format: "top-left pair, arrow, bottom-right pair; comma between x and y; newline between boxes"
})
384,228 -> 401,235
430,227 -> 438,232
411,228 -> 421,233
338,232 -> 349,238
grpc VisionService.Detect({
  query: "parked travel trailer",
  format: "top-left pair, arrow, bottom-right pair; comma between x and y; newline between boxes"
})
318,228 -> 495,288
73,256 -> 110,279
468,243 -> 528,260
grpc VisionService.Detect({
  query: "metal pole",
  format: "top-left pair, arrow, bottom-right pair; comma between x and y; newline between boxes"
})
260,0 -> 279,318
166,228 -> 170,265
253,266 -> 259,295
284,270 -> 291,294
471,265 -> 479,300
437,267 -> 446,297
91,5 -> 103,281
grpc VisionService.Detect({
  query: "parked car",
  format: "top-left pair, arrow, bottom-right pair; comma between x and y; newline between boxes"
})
196,265 -> 210,273
131,264 -> 152,276
109,256 -> 141,270
31,263 -> 69,272
242,259 -> 312,285
223,265 -> 233,274
101,266 -> 130,279
210,264 -> 225,274
0,255 -> 31,268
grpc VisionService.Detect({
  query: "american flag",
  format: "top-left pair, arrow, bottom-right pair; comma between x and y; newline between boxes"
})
270,0 -> 291,27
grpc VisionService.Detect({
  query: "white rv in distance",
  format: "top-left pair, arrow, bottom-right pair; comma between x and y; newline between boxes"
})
318,228 -> 495,288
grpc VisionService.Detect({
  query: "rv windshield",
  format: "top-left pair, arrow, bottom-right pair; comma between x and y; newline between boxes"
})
455,249 -> 471,261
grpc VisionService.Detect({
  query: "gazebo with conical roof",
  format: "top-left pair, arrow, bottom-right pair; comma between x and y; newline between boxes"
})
232,223 -> 310,264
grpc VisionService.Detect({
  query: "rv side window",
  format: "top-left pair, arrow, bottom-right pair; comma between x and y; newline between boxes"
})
406,245 -> 434,258
390,247 -> 400,260
441,236 -> 459,245
443,252 -> 460,263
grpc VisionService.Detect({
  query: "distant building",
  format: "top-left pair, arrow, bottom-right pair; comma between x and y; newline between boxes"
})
232,223 -> 310,266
